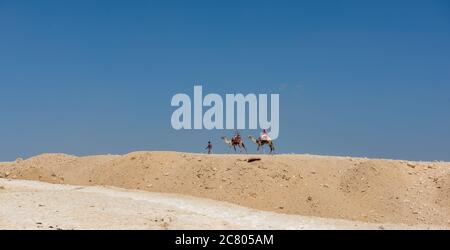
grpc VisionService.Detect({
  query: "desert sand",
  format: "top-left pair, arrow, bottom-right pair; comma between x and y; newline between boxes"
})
1,151 -> 450,229
2,178 -> 430,230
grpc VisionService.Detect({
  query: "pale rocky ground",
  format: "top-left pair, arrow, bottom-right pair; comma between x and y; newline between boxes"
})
0,178 -> 439,230
1,151 -> 450,229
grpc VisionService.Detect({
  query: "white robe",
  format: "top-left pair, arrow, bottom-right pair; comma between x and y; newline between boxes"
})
260,132 -> 271,141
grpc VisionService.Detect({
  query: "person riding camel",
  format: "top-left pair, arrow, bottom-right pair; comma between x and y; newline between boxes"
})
232,131 -> 241,144
260,129 -> 271,143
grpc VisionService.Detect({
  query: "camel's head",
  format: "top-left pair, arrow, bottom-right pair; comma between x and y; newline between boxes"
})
248,135 -> 258,141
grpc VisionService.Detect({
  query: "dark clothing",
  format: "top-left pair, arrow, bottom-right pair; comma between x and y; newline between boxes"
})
206,143 -> 212,154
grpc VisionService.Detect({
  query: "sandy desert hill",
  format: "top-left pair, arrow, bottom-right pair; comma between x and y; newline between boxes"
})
1,151 -> 450,228
4,178 -> 429,230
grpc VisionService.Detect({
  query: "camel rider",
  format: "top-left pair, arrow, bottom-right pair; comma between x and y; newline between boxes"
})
260,129 -> 271,143
233,131 -> 241,144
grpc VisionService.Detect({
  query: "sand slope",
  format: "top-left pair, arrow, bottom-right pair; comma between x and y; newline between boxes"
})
1,151 -> 450,227
2,178 -> 430,230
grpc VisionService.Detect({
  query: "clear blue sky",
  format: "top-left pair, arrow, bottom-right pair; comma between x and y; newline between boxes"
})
1,0 -> 449,161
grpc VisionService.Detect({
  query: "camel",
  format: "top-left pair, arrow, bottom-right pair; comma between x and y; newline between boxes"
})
248,135 -> 275,154
221,136 -> 247,153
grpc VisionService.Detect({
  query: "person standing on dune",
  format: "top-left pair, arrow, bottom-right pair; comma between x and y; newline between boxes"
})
205,141 -> 213,154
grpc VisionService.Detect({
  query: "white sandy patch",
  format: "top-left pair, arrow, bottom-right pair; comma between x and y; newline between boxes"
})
0,178 -> 441,230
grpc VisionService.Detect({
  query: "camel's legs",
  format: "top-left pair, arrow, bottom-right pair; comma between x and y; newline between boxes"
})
240,143 -> 247,153
257,142 -> 262,153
